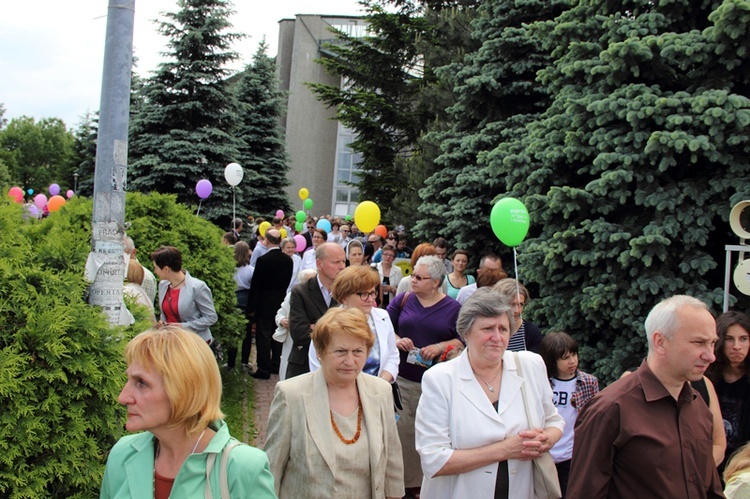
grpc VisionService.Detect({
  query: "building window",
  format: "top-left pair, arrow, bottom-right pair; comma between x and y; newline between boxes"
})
333,124 -> 362,217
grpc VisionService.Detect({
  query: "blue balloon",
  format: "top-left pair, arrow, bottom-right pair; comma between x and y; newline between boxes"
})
316,219 -> 332,233
27,189 -> 34,195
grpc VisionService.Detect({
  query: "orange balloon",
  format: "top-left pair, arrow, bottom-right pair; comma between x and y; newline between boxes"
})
47,195 -> 66,212
374,224 -> 388,238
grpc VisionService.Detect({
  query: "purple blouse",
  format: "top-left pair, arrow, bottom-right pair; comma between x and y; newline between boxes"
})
387,292 -> 462,383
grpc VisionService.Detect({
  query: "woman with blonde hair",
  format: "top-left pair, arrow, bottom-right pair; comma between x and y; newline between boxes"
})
725,442 -> 750,497
265,307 -> 404,498
100,326 -> 275,498
124,259 -> 156,323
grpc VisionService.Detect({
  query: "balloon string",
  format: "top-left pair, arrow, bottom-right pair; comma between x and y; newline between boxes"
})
196,199 -> 202,216
513,247 -> 521,316
232,187 -> 236,224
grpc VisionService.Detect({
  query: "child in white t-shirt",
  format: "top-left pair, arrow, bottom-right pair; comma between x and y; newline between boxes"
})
540,331 -> 599,498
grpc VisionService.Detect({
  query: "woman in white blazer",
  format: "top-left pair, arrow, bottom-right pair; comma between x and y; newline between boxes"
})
309,265 -> 399,382
415,288 -> 564,499
265,307 -> 404,499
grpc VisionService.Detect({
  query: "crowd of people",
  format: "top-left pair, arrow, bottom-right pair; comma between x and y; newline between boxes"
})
105,216 -> 750,499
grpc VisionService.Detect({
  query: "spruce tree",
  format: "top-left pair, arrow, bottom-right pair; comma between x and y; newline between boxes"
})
512,0 -> 750,381
128,0 -> 245,225
233,41 -> 291,215
415,0 -> 568,259
72,111 -> 98,197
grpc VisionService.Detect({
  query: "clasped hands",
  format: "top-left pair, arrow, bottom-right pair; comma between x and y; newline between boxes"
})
504,428 -> 552,461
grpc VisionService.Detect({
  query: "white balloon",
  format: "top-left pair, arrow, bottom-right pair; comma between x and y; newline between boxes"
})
224,162 -> 244,186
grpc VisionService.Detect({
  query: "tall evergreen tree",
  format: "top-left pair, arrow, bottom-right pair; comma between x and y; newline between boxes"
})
511,0 -> 750,381
233,41 -> 291,215
415,0 -> 568,258
128,0 -> 245,225
309,0 -> 480,226
72,111 -> 98,197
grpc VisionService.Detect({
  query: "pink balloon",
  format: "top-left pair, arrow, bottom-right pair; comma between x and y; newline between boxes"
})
66,190 -> 74,199
8,186 -> 23,203
34,194 -> 48,209
196,179 -> 213,199
275,209 -> 285,219
294,234 -> 306,253
49,183 -> 60,196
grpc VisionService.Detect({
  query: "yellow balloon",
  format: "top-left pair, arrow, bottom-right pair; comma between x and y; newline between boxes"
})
354,201 -> 381,233
280,228 -> 287,239
259,221 -> 272,237
298,188 -> 309,200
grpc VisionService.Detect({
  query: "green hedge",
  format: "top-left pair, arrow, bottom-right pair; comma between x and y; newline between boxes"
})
0,192 -> 243,497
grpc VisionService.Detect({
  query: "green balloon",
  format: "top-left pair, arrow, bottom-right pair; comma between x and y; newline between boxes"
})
303,198 -> 313,210
490,197 -> 530,247
295,221 -> 304,232
295,210 -> 306,223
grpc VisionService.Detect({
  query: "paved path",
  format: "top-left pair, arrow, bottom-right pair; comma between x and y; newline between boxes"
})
251,374 -> 278,449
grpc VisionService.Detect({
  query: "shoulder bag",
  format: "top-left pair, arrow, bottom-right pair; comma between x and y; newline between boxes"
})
204,440 -> 243,499
514,352 -> 562,499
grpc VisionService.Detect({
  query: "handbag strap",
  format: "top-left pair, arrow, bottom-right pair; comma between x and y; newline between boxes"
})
203,440 -> 244,499
220,441 -> 243,498
514,352 -> 534,428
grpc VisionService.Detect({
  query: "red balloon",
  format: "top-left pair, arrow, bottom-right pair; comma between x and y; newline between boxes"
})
374,224 -> 388,238
8,186 -> 23,203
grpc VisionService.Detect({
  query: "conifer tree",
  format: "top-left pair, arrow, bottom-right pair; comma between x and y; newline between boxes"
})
415,0 -> 568,257
233,41 -> 291,215
128,0 -> 245,225
511,0 -> 750,381
72,111 -> 98,197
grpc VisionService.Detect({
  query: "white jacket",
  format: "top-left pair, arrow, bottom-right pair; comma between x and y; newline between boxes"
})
416,349 -> 564,499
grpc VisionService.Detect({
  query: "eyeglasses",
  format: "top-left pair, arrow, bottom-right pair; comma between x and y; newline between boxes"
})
386,237 -> 396,241
411,274 -> 431,282
341,230 -> 350,233
358,291 -> 378,300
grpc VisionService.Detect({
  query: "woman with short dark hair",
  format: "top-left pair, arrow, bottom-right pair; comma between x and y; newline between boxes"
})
150,246 -> 217,344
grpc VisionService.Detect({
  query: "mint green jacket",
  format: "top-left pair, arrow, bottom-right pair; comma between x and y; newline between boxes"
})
100,420 -> 277,498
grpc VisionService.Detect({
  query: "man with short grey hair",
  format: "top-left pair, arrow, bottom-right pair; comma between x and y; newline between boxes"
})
567,295 -> 723,498
286,243 -> 346,379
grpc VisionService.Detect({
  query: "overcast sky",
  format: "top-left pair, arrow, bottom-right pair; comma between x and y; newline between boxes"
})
0,1 -> 364,128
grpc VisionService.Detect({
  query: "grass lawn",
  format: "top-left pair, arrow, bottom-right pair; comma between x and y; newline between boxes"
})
221,367 -> 256,444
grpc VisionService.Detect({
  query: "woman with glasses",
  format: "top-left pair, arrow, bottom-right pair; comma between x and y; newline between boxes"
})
387,255 -> 463,497
373,231 -> 398,263
492,279 -> 542,354
308,265 -> 399,383
377,244 -> 403,308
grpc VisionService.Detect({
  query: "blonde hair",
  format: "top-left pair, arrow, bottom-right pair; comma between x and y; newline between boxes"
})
725,442 -> 750,483
312,307 -> 375,355
126,259 -> 145,285
124,326 -> 223,434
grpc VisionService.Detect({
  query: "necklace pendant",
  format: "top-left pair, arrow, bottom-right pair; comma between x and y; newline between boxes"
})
487,384 -> 494,392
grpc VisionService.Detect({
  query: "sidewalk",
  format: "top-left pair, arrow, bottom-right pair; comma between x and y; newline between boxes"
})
251,374 -> 278,449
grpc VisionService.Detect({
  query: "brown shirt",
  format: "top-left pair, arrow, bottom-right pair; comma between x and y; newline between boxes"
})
567,360 -> 724,499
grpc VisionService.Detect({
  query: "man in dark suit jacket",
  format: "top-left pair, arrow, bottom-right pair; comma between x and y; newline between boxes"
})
286,242 -> 346,379
248,229 -> 292,379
